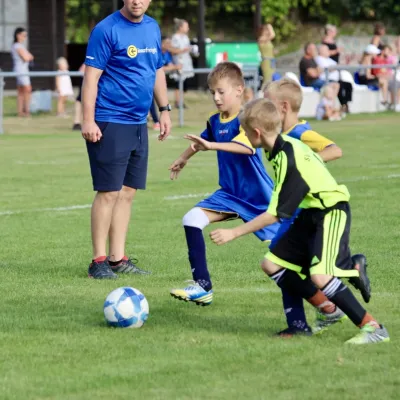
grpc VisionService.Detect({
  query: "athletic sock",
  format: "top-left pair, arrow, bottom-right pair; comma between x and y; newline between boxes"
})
322,277 -> 369,326
270,269 -> 317,299
109,256 -> 128,267
93,256 -> 107,263
184,226 -> 212,291
307,291 -> 336,314
281,289 -> 309,330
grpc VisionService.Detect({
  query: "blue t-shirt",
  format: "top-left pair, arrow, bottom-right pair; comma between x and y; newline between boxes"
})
162,50 -> 173,66
201,112 -> 274,207
85,12 -> 164,124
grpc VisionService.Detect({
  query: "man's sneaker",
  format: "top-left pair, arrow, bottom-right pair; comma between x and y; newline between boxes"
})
348,254 -> 371,303
110,257 -> 151,275
276,326 -> 313,338
312,307 -> 348,334
346,323 -> 390,344
170,281 -> 213,306
88,260 -> 117,280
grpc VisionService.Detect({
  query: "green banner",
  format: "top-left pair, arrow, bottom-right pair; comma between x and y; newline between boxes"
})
206,42 -> 261,68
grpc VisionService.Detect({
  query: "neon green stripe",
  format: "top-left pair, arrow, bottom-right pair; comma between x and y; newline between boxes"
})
266,252 -> 306,279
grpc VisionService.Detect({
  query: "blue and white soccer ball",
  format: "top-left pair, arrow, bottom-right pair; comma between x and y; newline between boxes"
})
103,287 -> 149,328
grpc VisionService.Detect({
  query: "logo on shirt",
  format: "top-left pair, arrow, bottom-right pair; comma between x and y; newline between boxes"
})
219,129 -> 229,135
127,45 -> 138,58
127,45 -> 158,59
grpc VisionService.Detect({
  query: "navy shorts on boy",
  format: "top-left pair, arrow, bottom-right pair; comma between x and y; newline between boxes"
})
86,122 -> 148,192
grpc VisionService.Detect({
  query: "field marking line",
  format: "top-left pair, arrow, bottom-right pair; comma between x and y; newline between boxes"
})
0,204 -> 92,216
164,193 -> 212,201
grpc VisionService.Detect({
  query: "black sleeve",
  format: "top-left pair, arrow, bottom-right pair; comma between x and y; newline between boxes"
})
268,144 -> 310,219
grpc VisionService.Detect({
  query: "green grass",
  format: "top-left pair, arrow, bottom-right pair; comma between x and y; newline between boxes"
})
1,103 -> 400,400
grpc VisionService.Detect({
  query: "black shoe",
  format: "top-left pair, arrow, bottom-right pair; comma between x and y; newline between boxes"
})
349,254 -> 371,303
276,326 -> 313,338
88,260 -> 117,279
110,257 -> 151,275
72,123 -> 81,131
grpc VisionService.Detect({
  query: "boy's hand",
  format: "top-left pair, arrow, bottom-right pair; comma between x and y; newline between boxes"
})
169,157 -> 188,180
210,229 -> 236,245
185,134 -> 213,152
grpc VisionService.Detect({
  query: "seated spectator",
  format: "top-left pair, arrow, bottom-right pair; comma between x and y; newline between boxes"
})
243,87 -> 255,104
315,44 -> 353,113
316,84 -> 342,121
359,45 -> 389,104
299,43 -> 324,90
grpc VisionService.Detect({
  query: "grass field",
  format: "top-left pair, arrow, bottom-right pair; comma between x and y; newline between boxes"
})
1,98 -> 400,400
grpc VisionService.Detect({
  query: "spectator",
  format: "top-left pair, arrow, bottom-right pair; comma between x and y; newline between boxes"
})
243,87 -> 254,104
359,44 -> 389,104
299,43 -> 324,90
55,57 -> 74,117
371,22 -> 386,51
257,24 -> 276,83
149,36 -> 182,130
316,44 -> 353,113
316,84 -> 342,121
322,24 -> 341,63
72,63 -> 85,131
11,27 -> 34,118
170,18 -> 195,109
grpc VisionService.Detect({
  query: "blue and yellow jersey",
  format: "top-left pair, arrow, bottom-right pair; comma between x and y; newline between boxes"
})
283,120 -> 334,152
200,112 -> 274,206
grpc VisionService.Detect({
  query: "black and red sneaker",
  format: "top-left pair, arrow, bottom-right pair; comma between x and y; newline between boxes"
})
276,326 -> 313,338
110,256 -> 151,275
88,257 -> 117,279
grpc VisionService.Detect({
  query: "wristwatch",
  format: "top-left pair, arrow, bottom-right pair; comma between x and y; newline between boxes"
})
159,104 -> 172,112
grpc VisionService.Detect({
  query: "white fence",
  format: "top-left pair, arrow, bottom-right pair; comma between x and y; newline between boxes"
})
0,63 -> 398,132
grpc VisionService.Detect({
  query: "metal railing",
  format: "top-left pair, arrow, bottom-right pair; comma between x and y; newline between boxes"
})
0,63 -> 398,133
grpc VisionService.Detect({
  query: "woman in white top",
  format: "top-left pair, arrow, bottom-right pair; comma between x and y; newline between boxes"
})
170,18 -> 196,108
11,27 -> 34,117
55,57 -> 74,117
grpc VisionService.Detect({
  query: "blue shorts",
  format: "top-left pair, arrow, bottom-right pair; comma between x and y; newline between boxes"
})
196,189 -> 280,242
86,122 -> 148,192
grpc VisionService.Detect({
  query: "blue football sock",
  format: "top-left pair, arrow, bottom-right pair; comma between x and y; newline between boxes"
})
184,226 -> 212,291
281,289 -> 309,330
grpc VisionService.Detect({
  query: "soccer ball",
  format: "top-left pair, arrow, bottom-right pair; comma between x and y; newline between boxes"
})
103,287 -> 149,328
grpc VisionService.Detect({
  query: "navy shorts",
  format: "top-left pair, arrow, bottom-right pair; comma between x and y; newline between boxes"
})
86,122 -> 148,192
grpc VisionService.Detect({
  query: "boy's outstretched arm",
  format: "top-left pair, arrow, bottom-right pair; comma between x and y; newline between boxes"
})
210,212 -> 278,245
318,144 -> 342,162
169,145 -> 198,180
185,134 -> 253,155
300,130 -> 342,162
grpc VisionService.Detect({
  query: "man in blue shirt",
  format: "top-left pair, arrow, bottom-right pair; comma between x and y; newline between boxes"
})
82,0 -> 172,279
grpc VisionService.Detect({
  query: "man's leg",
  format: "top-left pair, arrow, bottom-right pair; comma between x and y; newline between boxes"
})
108,186 -> 136,262
108,123 -> 150,275
171,208 -> 232,305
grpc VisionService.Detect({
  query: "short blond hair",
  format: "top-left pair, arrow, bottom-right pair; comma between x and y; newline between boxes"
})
240,99 -> 282,135
264,78 -> 303,112
207,61 -> 245,87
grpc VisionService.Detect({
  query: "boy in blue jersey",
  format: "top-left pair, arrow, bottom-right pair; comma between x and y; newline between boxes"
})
264,78 -> 370,337
81,0 -> 172,279
169,62 -> 280,305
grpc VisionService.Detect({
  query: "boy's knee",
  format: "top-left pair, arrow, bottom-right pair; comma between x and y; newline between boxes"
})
260,258 -> 281,275
182,207 -> 210,229
311,274 -> 333,289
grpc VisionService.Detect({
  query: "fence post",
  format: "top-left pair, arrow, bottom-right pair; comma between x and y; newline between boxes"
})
0,75 -> 4,134
324,67 -> 329,83
393,65 -> 398,110
178,74 -> 184,127
252,68 -> 259,97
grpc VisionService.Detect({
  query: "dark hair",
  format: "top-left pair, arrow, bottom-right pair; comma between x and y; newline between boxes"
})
304,42 -> 313,53
374,22 -> 385,36
14,27 -> 26,43
161,35 -> 168,41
